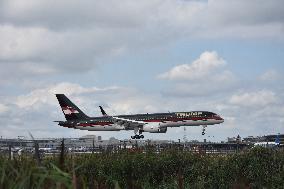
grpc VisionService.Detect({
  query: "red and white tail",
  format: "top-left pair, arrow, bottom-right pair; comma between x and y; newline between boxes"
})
56,94 -> 89,120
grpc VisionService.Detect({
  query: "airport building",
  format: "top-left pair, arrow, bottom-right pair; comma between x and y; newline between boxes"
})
242,134 -> 283,144
0,133 -> 283,155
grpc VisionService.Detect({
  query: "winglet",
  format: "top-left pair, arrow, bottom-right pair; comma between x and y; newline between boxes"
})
99,106 -> 108,116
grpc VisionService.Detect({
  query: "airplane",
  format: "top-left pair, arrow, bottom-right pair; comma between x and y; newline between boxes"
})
55,94 -> 224,139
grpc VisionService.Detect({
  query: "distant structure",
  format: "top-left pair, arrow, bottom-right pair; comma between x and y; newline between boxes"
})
264,133 -> 284,144
80,135 -> 97,140
242,136 -> 265,143
242,134 -> 284,144
0,133 -> 282,155
227,135 -> 242,143
79,135 -> 102,142
109,137 -> 119,143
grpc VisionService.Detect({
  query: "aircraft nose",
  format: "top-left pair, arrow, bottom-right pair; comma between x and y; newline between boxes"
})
215,115 -> 224,123
218,116 -> 224,123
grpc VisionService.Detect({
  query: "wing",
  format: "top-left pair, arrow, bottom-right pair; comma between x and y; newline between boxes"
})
111,116 -> 145,129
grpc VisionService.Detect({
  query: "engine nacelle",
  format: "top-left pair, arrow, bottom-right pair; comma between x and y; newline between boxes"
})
142,124 -> 167,133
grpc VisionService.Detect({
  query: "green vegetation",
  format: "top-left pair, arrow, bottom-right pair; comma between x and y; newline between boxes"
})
0,147 -> 284,189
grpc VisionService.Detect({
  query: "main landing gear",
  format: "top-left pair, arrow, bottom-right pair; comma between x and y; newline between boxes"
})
202,125 -> 207,135
131,135 -> 144,139
131,128 -> 144,139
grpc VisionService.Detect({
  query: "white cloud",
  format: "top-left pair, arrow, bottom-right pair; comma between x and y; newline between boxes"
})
13,82 -> 167,123
0,0 -> 283,65
1,0 -> 283,38
259,70 -> 281,81
0,0 -> 283,86
206,0 -> 284,26
0,1 -> 283,139
15,82 -> 121,109
0,82 -> 169,138
194,0 -> 284,39
20,62 -> 57,75
159,51 -> 236,96
0,25 -> 51,61
0,104 -> 9,113
158,51 -> 226,80
0,0 -> 151,29
1,81 -> 283,140
229,90 -> 278,107
0,25 -> 126,71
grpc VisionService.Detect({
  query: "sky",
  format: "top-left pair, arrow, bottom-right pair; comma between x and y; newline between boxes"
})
0,0 -> 284,141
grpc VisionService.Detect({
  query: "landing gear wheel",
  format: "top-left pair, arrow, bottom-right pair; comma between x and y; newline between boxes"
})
131,128 -> 145,139
130,134 -> 144,139
201,125 -> 207,135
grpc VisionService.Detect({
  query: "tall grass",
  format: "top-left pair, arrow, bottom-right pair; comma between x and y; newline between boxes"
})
0,147 -> 283,189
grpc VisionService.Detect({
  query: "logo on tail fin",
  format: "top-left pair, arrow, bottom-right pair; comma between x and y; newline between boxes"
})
62,106 -> 79,115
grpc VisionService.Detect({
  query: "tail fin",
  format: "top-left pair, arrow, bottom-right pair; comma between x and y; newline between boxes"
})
56,94 -> 89,121
99,106 -> 108,116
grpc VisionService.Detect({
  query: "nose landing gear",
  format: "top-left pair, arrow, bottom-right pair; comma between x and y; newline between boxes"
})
202,125 -> 207,135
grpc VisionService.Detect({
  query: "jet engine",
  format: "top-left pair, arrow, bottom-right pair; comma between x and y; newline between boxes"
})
142,124 -> 167,133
